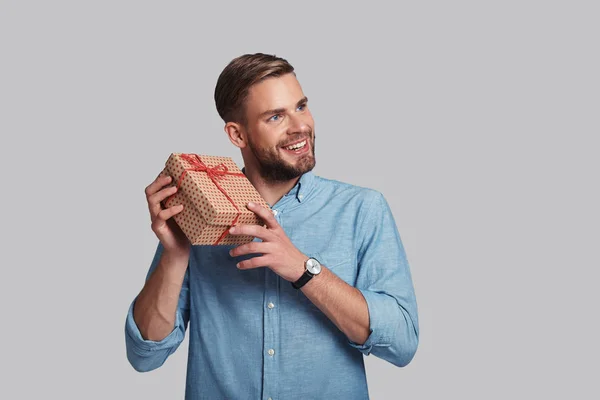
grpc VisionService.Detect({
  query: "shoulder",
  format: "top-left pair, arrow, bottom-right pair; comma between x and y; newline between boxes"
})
313,174 -> 384,206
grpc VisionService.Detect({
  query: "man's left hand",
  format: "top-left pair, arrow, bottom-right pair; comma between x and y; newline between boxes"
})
228,202 -> 307,283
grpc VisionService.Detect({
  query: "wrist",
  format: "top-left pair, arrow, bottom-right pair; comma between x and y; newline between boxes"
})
291,256 -> 322,289
292,254 -> 309,282
160,250 -> 190,273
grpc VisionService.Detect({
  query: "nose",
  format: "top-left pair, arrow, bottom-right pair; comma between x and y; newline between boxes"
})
287,112 -> 310,135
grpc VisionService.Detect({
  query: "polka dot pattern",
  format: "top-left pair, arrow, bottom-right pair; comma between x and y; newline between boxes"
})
161,153 -> 271,246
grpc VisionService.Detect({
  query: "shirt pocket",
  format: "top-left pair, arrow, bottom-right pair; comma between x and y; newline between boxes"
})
317,252 -> 357,286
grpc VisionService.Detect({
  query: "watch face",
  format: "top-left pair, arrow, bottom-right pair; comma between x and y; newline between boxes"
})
307,258 -> 322,274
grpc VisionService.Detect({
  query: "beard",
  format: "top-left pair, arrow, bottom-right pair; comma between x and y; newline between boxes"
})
246,128 -> 316,184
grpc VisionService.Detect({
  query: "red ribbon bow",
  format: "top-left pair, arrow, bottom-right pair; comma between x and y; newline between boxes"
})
166,153 -> 246,245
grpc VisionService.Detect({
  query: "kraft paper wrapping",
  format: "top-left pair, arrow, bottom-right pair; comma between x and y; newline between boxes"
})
160,153 -> 270,245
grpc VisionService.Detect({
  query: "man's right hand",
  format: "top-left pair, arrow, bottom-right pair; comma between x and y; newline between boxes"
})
145,172 -> 191,257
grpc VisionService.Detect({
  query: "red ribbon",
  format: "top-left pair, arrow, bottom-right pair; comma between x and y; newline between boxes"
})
165,153 -> 246,245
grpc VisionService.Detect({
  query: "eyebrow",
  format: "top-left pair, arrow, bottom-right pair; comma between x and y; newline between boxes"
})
259,96 -> 308,119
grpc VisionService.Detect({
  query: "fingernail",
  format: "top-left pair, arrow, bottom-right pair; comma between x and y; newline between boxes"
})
230,227 -> 236,233
248,202 -> 255,207
236,263 -> 241,269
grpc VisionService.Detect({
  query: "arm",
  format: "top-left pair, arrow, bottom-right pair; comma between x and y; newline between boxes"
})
303,191 -> 419,367
124,242 -> 191,372
349,190 -> 419,367
300,266 -> 371,345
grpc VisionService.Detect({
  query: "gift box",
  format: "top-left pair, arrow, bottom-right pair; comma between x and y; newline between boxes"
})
160,153 -> 271,245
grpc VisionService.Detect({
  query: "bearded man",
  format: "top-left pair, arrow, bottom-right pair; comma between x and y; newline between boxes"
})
125,52 -> 419,400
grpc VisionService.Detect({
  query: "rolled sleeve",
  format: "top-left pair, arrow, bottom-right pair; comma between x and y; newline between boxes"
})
124,242 -> 191,372
348,191 -> 420,367
125,298 -> 186,354
347,288 -> 393,355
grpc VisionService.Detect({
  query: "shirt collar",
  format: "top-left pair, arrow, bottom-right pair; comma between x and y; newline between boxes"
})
241,167 -> 316,206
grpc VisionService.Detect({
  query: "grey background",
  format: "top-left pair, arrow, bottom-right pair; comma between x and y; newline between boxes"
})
1,1 -> 598,399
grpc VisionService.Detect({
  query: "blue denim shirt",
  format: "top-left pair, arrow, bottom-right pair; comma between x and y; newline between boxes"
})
125,170 -> 419,399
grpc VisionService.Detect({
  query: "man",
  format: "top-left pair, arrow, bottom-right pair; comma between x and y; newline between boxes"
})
125,53 -> 419,399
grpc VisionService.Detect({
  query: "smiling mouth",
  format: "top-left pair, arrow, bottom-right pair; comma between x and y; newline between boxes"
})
281,139 -> 309,155
283,139 -> 307,150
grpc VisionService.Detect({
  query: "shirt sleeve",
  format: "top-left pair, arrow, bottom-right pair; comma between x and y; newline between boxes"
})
124,241 -> 191,372
347,191 -> 420,367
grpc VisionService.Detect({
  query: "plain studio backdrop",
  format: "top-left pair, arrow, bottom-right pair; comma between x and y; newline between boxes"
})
1,1 -> 598,399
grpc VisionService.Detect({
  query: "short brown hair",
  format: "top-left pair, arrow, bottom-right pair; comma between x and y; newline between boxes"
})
214,53 -> 295,126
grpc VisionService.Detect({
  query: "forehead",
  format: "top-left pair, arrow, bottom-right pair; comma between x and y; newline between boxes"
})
246,73 -> 304,113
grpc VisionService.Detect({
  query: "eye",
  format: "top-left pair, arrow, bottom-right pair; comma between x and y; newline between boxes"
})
297,103 -> 307,111
268,114 -> 282,122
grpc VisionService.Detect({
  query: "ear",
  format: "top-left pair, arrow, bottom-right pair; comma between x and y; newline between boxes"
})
225,122 -> 247,149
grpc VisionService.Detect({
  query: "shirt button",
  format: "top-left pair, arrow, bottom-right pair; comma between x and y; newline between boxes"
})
268,349 -> 275,356
267,302 -> 275,309
272,209 -> 278,216
298,194 -> 303,199
268,398 -> 272,400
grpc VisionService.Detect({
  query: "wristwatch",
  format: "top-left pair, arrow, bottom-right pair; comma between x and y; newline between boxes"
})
291,257 -> 322,289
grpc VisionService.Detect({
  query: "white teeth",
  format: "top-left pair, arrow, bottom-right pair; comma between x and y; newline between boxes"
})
284,140 -> 307,150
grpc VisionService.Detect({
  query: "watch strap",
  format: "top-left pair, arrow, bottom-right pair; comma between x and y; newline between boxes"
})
291,270 -> 314,289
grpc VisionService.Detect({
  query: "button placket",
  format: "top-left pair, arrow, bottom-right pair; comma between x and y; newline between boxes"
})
262,259 -> 280,399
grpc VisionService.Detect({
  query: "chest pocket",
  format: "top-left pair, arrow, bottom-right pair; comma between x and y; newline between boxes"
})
316,251 -> 357,285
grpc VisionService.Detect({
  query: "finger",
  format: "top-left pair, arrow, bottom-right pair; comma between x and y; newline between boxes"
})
155,204 -> 185,223
245,202 -> 280,230
145,174 -> 173,199
236,255 -> 271,270
229,224 -> 277,242
145,174 -> 173,216
148,185 -> 179,217
230,241 -> 272,258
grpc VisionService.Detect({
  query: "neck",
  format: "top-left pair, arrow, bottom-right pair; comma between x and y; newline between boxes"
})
243,167 -> 300,207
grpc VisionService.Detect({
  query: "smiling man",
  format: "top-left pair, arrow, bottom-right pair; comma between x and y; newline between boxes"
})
125,53 -> 419,400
